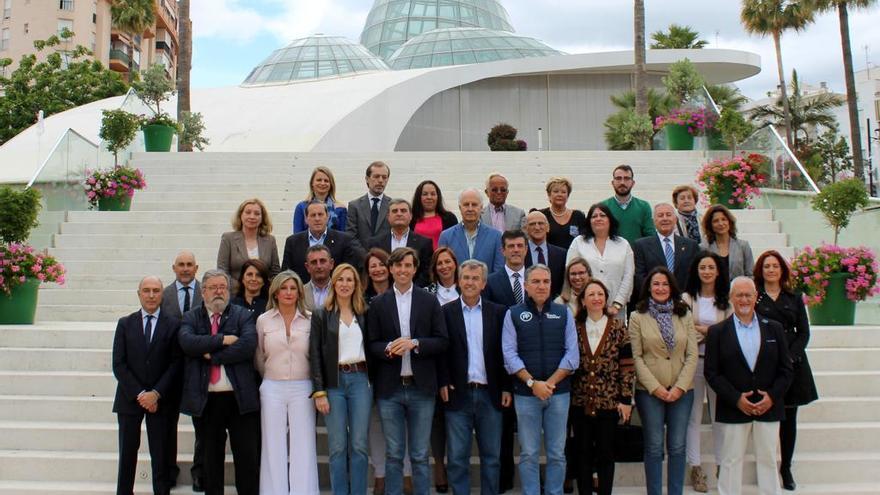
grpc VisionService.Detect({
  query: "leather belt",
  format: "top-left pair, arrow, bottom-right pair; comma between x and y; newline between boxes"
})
338,362 -> 367,373
468,382 -> 487,389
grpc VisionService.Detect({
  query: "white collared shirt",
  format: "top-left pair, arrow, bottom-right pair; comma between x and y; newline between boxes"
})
394,284 -> 414,376
175,280 -> 196,314
308,229 -> 328,247
657,232 -> 675,251
504,264 -> 525,294
462,298 -> 487,384
391,228 -> 410,251
338,318 -> 366,364
584,315 -> 607,353
436,284 -> 459,306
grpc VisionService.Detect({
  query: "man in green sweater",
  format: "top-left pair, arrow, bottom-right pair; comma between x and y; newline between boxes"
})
601,164 -> 656,245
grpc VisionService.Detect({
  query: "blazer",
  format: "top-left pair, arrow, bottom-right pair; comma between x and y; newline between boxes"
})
366,230 -> 434,287
281,229 -> 365,284
310,308 -> 370,393
525,241 -> 566,299
632,233 -> 699,293
704,314 -> 794,423
347,194 -> 391,244
628,309 -> 698,393
702,237 -> 755,281
367,286 -> 449,398
160,281 -> 203,320
438,298 -> 511,410
567,235 -> 634,308
178,303 -> 260,416
480,203 -> 526,232
112,310 -> 182,415
217,230 -> 281,280
438,223 -> 504,274
483,268 -> 519,308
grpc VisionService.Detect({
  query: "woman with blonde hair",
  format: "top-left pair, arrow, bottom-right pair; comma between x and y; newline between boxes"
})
255,270 -> 318,494
555,257 -> 592,316
310,264 -> 372,495
218,197 -> 281,281
539,176 -> 587,249
293,166 -> 348,233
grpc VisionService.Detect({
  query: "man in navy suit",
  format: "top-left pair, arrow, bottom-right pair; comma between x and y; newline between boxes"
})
523,211 -> 566,299
632,203 -> 699,293
439,188 -> 504,273
282,200 -> 364,283
439,259 -> 511,495
367,247 -> 449,495
367,198 -> 434,287
112,276 -> 182,495
705,277 -> 793,495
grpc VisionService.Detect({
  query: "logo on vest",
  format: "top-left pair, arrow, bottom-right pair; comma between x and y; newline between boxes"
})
519,312 -> 533,322
546,313 -> 561,319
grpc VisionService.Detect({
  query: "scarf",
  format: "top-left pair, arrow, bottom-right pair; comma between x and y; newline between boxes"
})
648,299 -> 675,351
680,210 -> 701,244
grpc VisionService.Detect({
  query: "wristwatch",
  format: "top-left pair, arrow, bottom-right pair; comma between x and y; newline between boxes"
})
526,378 -> 535,388
612,301 -> 624,310
411,339 -> 420,353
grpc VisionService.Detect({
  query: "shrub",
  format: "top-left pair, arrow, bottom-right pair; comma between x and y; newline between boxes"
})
487,123 -> 525,151
99,109 -> 140,165
0,186 -> 41,244
662,58 -> 706,103
716,108 -> 754,156
178,111 -> 210,151
810,178 -> 870,244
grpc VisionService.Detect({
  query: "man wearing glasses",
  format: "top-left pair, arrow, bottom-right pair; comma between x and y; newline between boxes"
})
481,172 -> 526,232
600,164 -> 656,245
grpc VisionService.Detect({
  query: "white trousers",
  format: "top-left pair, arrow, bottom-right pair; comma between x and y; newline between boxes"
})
369,404 -> 412,477
717,421 -> 781,495
259,379 -> 319,495
686,357 -> 722,466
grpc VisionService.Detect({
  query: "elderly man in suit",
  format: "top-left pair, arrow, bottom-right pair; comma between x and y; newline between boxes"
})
368,247 -> 449,495
523,211 -> 566,299
179,269 -> 260,495
632,203 -> 699,293
282,200 -> 363,283
367,198 -> 434,287
302,244 -> 334,311
348,161 -> 392,244
113,276 -> 182,495
439,188 -> 504,274
705,277 -> 793,495
481,172 -> 526,232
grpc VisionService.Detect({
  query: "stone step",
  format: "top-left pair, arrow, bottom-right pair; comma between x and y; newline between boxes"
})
805,348 -> 880,372
36,305 -> 132,322
0,348 -> 110,372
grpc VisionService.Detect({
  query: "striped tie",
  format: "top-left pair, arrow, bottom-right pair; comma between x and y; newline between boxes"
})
512,272 -> 523,304
664,237 -> 675,272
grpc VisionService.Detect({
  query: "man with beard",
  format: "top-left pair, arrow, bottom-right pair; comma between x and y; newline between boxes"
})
601,164 -> 655,245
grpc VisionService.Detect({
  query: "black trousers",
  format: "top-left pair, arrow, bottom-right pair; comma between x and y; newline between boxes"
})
117,410 -> 170,495
190,414 -> 203,485
200,392 -> 261,495
499,403 -> 516,490
780,406 -> 799,469
165,409 -> 180,485
572,408 -> 618,495
564,406 -> 578,481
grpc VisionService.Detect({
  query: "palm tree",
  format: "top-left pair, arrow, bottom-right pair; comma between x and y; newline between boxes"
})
811,0 -> 877,181
633,0 -> 648,148
741,0 -> 815,149
110,0 -> 156,79
176,0 -> 192,151
707,84 -> 748,111
650,24 -> 708,49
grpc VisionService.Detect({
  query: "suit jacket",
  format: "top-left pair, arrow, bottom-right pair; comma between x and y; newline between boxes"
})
483,268 -> 519,308
438,223 -> 504,274
438,298 -> 511,410
112,310 -> 182,415
160,281 -> 203,320
367,286 -> 449,398
217,231 -> 281,279
347,194 -> 391,244
704,314 -> 793,423
525,242 -> 566,299
632,234 -> 699,293
281,229 -> 365,284
310,308 -> 370,392
480,204 -> 526,232
702,237 -> 755,282
366,230 -> 434,287
628,310 -> 698,393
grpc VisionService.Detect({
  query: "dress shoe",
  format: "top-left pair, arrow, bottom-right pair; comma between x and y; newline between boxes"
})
781,467 -> 796,491
403,476 -> 414,495
690,465 -> 708,493
373,477 -> 385,494
192,477 -> 205,492
563,478 -> 574,494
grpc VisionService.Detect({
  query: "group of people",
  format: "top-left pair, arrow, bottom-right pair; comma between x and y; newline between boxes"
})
113,161 -> 817,495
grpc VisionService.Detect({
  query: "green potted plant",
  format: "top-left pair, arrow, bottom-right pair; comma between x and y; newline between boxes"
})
696,153 -> 768,209
132,63 -> 178,152
654,107 -> 716,150
84,165 -> 147,211
99,108 -> 140,165
0,186 -> 66,324
715,107 -> 754,155
487,123 -> 527,151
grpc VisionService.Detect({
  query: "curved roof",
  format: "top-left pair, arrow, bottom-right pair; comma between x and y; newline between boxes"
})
387,27 -> 562,70
242,35 -> 389,86
360,0 -> 515,60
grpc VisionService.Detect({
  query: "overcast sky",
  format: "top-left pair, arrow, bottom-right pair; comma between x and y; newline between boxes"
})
189,0 -> 880,99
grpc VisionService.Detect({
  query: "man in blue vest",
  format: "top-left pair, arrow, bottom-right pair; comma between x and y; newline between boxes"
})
501,264 -> 579,495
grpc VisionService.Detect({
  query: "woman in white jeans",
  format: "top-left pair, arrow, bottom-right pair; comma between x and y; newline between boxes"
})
682,251 -> 733,492
255,270 -> 319,495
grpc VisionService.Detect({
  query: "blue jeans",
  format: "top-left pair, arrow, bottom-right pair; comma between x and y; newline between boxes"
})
377,386 -> 435,495
326,371 -> 373,495
445,387 -> 503,495
635,389 -> 695,495
514,392 -> 570,495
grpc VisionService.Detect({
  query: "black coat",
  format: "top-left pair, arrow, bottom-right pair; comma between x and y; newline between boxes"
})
281,229 -> 365,284
178,304 -> 260,416
366,230 -> 434,287
525,243 -> 566,299
632,234 -> 699,292
756,289 -> 819,406
483,269 -> 519,308
309,308 -> 371,392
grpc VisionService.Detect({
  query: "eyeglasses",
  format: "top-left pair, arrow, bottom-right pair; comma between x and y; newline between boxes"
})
612,176 -> 633,182
204,285 -> 228,292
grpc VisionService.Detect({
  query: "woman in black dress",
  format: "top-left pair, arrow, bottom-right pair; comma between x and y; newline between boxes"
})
753,250 -> 818,491
539,176 -> 587,250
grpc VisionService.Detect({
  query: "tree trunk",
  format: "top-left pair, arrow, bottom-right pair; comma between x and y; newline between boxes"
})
176,0 -> 193,152
633,0 -> 649,149
837,2 -> 864,181
773,31 -> 793,149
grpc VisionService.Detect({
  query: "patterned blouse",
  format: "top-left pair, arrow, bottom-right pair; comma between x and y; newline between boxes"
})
571,316 -> 635,416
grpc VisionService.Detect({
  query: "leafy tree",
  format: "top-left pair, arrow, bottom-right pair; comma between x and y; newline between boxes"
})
110,0 -> 155,78
716,108 -> 755,156
662,58 -> 706,104
132,63 -> 175,120
99,109 -> 140,165
650,24 -> 708,49
0,31 -> 128,146
801,128 -> 853,186
811,178 -> 869,244
178,111 -> 210,151
633,0 -> 649,149
0,186 -> 41,244
176,0 -> 193,151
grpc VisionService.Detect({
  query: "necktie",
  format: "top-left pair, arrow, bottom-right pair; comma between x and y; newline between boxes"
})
370,197 -> 380,234
144,314 -> 153,346
536,245 -> 546,265
209,313 -> 221,384
664,237 -> 675,272
512,272 -> 523,304
182,286 -> 191,313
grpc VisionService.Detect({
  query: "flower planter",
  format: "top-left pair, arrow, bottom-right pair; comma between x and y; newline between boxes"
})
711,179 -> 743,209
98,194 -> 132,211
143,124 -> 175,152
0,279 -> 40,324
808,272 -> 856,325
665,124 -> 694,150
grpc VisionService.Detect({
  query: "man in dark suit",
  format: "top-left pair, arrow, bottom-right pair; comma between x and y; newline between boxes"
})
367,247 -> 449,495
347,160 -> 392,244
705,277 -> 794,495
439,259 -> 511,495
282,200 -> 364,283
367,198 -> 434,287
178,269 -> 260,495
523,211 -> 566,299
632,203 -> 699,293
113,276 -> 182,495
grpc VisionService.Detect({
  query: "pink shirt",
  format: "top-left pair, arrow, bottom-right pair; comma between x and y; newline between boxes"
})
255,308 -> 311,381
414,215 -> 444,249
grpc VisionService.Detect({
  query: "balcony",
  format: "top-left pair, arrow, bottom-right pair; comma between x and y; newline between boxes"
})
108,48 -> 130,72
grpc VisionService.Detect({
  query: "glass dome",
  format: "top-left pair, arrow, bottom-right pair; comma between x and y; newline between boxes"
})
242,35 -> 390,86
360,0 -> 515,61
387,27 -> 562,70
